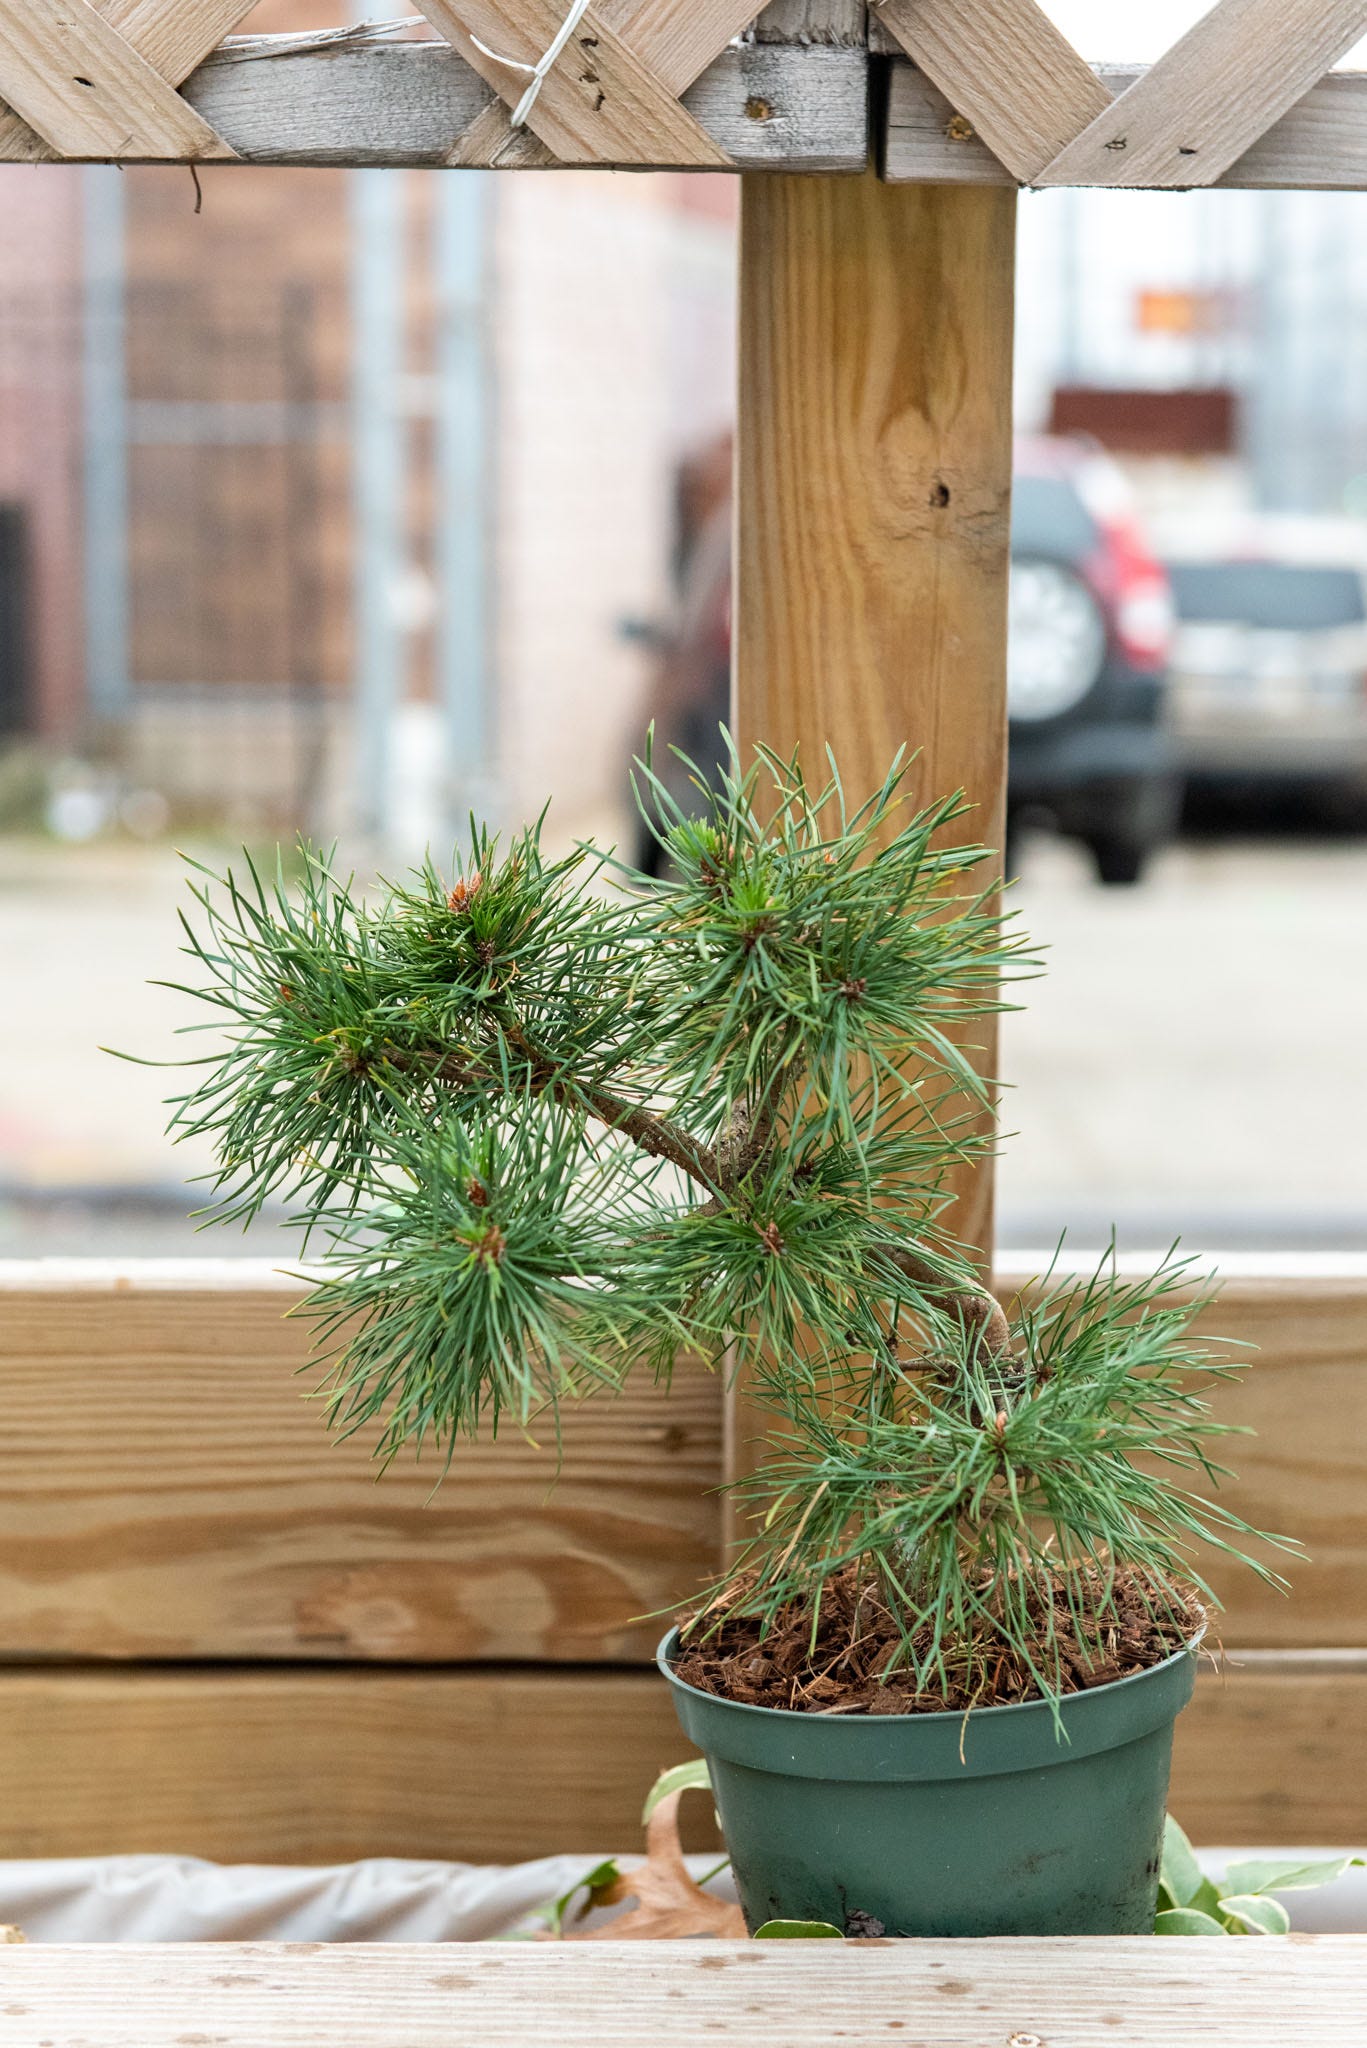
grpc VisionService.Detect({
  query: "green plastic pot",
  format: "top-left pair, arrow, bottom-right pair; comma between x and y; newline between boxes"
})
659,1628 -> 1198,1937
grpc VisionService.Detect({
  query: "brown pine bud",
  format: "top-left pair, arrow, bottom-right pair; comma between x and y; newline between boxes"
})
447,872 -> 483,914
472,1222 -> 506,1267
466,1175 -> 489,1208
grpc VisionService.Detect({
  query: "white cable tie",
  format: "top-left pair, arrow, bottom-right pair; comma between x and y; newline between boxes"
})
469,0 -> 595,129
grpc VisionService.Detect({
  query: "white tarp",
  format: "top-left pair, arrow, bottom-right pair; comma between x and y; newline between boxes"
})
0,1851 -> 1360,1943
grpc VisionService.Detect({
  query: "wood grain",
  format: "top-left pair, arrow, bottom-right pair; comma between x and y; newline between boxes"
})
0,0 -> 234,160
0,1263 -> 1362,1658
1172,1654 -> 1367,1844
1039,0 -> 1367,188
0,1273 -> 720,1662
885,58 -> 1367,191
0,1668 -> 703,1864
594,0 -> 771,95
875,0 -> 1110,181
0,0 -> 254,162
167,39 -> 869,172
734,173 -> 1015,1249
0,1657 -> 1356,1863
2,1937 -> 1365,2048
752,0 -> 868,43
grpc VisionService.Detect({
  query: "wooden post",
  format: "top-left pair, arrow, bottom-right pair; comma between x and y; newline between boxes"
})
727,170 -> 1017,1528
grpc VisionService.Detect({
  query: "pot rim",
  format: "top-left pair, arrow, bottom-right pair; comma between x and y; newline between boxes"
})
656,1622 -> 1206,1728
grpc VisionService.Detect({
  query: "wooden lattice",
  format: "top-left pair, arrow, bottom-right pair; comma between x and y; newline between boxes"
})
4,1 -> 1367,181
875,0 -> 1367,187
0,0 -> 779,167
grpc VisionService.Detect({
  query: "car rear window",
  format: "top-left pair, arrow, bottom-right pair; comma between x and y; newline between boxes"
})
1167,561 -> 1367,630
1011,475 -> 1098,558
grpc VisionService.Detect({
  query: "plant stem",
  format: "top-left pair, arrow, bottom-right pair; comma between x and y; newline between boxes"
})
406,1034 -> 721,1192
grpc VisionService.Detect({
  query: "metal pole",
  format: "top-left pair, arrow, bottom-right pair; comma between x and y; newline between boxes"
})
434,172 -> 498,840
349,167 -> 407,843
81,164 -> 131,726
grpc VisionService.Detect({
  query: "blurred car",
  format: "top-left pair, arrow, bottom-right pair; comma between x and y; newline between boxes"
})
1163,517 -> 1367,821
1007,438 -> 1177,885
633,434 -> 1177,884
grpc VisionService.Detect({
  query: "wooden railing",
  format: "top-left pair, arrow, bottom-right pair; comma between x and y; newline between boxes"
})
0,1256 -> 1361,1862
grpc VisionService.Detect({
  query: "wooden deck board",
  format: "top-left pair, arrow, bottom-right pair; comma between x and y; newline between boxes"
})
0,1938 -> 1362,2046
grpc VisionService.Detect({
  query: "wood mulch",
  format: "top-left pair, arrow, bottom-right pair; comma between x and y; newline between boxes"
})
672,1563 -> 1203,1714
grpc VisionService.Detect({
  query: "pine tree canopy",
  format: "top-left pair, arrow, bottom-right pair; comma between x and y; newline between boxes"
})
153,745 -> 1291,1702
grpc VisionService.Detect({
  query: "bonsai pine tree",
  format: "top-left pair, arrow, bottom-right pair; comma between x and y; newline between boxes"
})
161,747 -> 1285,1710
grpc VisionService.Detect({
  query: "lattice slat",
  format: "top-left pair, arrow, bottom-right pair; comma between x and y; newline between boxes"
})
417,0 -> 764,167
873,0 -> 1109,182
0,0 -> 236,160
877,0 -> 1367,192
415,0 -> 728,165
1038,0 -> 1367,186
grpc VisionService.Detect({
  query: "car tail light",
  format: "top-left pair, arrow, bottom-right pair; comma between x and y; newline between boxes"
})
1113,574 -> 1176,669
1071,450 -> 1176,673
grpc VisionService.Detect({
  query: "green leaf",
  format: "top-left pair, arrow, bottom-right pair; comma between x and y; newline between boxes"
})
1154,1908 -> 1228,1936
1159,1815 -> 1208,1909
545,1858 -> 622,1935
642,1758 -> 713,1825
752,1920 -> 845,1939
1220,1854 -> 1365,1898
1218,1893 -> 1292,1936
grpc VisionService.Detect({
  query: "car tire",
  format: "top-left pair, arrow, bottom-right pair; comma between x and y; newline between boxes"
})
1088,834 -> 1148,887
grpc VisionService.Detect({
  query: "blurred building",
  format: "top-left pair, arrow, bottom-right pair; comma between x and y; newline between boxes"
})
1015,186 -> 1367,536
0,6 -> 736,848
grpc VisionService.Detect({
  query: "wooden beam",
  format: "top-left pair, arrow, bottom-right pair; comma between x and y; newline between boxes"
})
0,1261 -> 1362,1660
752,0 -> 868,41
0,1657 -> 1357,1863
885,59 -> 1367,191
0,1266 -> 720,1663
727,172 -> 1016,1525
144,39 -> 866,173
0,1668 -> 704,1864
3,1936 -> 1365,2047
1173,1653 -> 1367,1844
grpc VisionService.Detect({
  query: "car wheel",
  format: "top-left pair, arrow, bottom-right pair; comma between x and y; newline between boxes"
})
1088,834 -> 1148,887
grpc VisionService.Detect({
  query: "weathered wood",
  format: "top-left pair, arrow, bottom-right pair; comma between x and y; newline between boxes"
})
752,0 -> 867,43
593,0 -> 774,94
159,41 -> 868,172
0,0 -> 235,160
413,0 -> 730,166
727,172 -> 1016,1530
886,59 -> 1367,190
874,0 -> 1110,181
0,0 -> 255,163
2,1937 -> 1365,2048
0,1668 -> 702,1864
1039,0 -> 1367,188
0,1266 -> 720,1663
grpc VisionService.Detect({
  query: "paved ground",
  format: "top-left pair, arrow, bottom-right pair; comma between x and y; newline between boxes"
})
0,829 -> 1363,1256
999,831 -> 1367,1251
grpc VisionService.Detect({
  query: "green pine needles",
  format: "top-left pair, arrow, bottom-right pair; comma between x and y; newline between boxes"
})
156,745 -> 1290,1706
